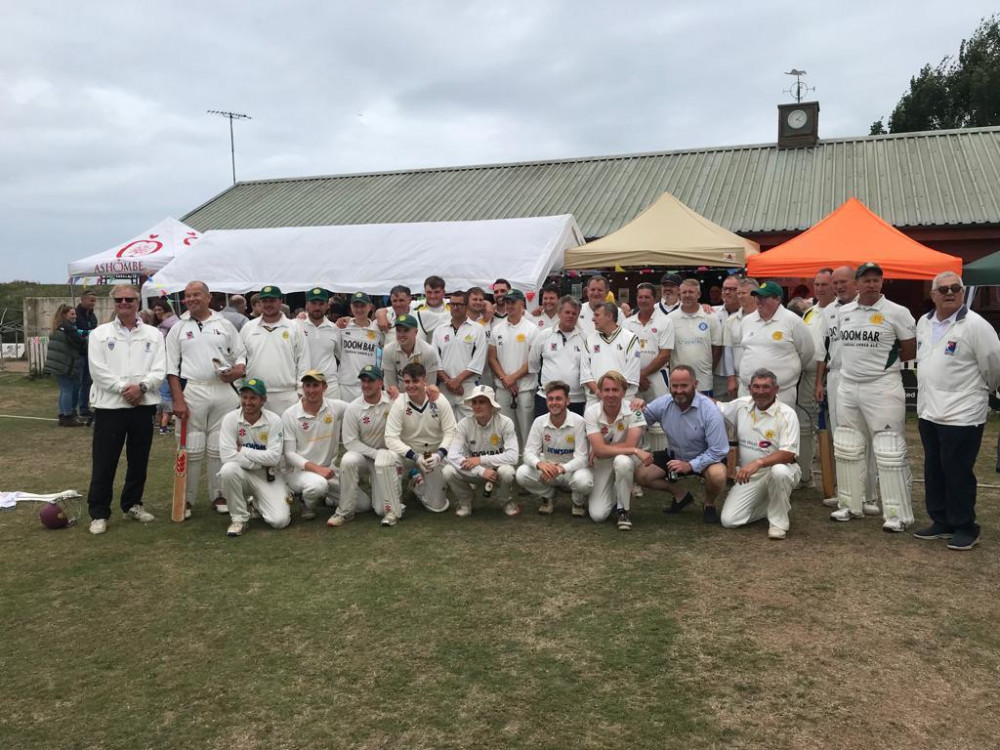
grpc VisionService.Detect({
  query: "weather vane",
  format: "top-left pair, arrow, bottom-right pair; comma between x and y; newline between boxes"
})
783,70 -> 814,103
207,110 -> 253,185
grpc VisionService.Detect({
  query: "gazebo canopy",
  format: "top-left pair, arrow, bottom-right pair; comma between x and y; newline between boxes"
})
746,198 -> 961,280
564,192 -> 759,269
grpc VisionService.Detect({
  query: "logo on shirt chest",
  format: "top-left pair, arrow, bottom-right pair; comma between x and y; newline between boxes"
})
516,333 -> 526,343
945,340 -> 958,355
593,344 -> 601,353
301,421 -> 311,431
870,313 -> 884,325
771,331 -> 783,341
698,322 -> 708,331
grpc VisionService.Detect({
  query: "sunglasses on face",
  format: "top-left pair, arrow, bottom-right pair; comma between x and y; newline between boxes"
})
114,297 -> 138,303
934,284 -> 964,295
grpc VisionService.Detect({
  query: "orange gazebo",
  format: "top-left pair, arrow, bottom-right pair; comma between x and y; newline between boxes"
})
746,197 -> 961,280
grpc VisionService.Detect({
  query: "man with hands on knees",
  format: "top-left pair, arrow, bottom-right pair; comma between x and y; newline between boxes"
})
218,378 -> 290,537
584,370 -> 651,531
717,368 -> 800,540
516,380 -> 594,516
634,365 -> 729,524
281,370 -> 348,521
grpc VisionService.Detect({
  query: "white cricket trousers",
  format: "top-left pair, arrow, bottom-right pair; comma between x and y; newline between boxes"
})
443,464 -> 516,511
797,366 -> 818,483
720,463 -> 800,531
375,453 -> 450,514
495,387 -> 534,452
181,380 -> 238,508
285,470 -> 344,508
589,454 -> 640,522
219,462 -> 291,528
264,389 -> 300,419
515,465 -> 594,506
336,451 -> 384,517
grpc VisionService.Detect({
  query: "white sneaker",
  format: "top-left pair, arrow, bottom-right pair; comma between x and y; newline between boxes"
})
538,498 -> 555,515
862,502 -> 881,516
89,519 -> 107,535
381,512 -> 399,527
631,485 -> 644,498
301,506 -> 317,521
327,513 -> 352,527
184,502 -> 192,520
830,507 -> 863,522
768,525 -> 787,540
821,496 -> 839,507
882,517 -> 906,533
455,504 -> 472,517
503,501 -> 521,517
797,478 -> 816,491
571,503 -> 587,518
226,521 -> 247,537
126,505 -> 155,523
249,504 -> 262,520
213,497 -> 229,514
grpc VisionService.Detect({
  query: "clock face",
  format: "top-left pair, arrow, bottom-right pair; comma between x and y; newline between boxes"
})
787,109 -> 808,129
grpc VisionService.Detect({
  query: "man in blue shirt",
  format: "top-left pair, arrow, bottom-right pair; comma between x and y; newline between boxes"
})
635,364 -> 729,523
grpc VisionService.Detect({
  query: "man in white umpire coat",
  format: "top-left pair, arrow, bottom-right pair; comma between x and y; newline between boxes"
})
914,272 -> 1000,550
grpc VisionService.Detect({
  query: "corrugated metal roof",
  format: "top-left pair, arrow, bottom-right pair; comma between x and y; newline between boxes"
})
183,127 -> 1000,238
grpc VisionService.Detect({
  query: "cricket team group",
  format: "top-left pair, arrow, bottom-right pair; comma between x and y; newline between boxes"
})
81,264 -> 1000,550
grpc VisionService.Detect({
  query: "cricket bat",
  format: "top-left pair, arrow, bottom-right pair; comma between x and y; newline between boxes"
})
172,417 -> 188,522
817,404 -> 835,499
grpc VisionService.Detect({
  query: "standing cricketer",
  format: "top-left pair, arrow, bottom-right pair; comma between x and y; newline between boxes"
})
488,289 -> 539,448
829,263 -> 916,532
166,280 -> 247,516
434,290 -> 488,420
240,285 -> 308,416
737,281 -> 814,405
298,287 -> 342,398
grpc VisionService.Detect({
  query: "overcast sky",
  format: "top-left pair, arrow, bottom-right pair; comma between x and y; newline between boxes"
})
1,1 -> 996,282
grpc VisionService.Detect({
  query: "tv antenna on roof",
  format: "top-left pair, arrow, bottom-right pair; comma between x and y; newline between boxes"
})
207,110 -> 252,185
783,70 -> 814,103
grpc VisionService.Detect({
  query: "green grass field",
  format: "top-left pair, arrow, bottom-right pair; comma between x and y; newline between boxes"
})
1,372 -> 998,749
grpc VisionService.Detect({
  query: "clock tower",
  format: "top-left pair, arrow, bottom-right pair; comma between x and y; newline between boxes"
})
777,101 -> 820,149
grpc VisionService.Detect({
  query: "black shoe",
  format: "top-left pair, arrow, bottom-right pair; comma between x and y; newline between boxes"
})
664,492 -> 694,514
616,508 -> 632,531
912,523 -> 953,540
702,506 -> 718,524
947,532 -> 980,551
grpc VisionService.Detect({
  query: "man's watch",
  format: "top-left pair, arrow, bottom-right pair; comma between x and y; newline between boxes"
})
139,382 -> 148,393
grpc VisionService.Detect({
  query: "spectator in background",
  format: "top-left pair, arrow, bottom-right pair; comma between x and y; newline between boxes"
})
74,290 -> 99,424
221,294 -> 249,331
151,299 -> 179,435
43,304 -> 86,427
248,292 -> 263,319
